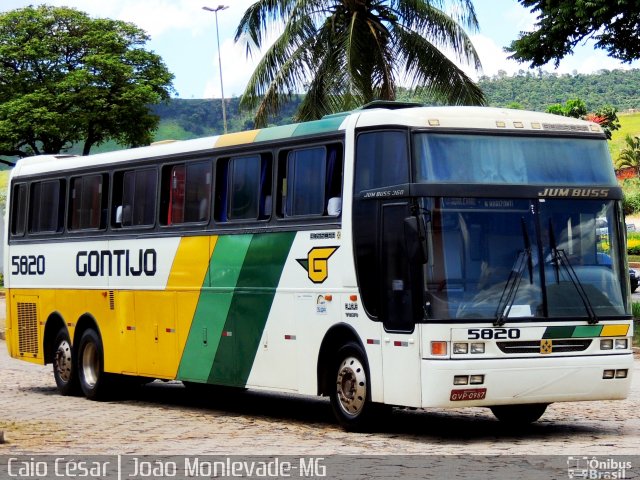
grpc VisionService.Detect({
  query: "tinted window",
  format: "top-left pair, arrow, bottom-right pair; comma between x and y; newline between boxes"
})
229,155 -> 260,220
121,169 -> 157,227
285,147 -> 326,216
10,183 -> 27,236
413,134 -> 617,186
355,131 -> 409,192
29,180 -> 64,233
162,161 -> 212,225
69,174 -> 106,231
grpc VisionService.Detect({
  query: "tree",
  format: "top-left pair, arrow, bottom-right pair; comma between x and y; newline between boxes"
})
235,0 -> 484,127
546,99 -> 587,118
0,6 -> 174,163
507,0 -> 640,68
616,135 -> 640,176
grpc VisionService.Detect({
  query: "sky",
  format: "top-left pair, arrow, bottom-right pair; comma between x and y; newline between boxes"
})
1,0 -> 639,100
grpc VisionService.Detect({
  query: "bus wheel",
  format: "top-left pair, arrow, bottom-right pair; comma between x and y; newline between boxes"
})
490,404 -> 548,425
77,329 -> 108,400
330,342 -> 375,431
52,329 -> 79,396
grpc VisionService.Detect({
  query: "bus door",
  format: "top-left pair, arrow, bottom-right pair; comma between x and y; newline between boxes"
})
379,203 -> 423,408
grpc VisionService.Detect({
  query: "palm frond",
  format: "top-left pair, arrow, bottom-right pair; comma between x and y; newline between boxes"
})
393,24 -> 485,105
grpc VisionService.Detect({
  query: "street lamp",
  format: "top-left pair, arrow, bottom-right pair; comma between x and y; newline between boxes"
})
202,5 -> 229,134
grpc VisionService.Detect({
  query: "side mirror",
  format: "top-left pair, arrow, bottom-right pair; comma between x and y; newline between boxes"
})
404,216 -> 428,264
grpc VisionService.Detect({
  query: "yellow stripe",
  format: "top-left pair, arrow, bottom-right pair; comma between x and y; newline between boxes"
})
214,130 -> 260,147
167,236 -> 216,289
601,324 -> 629,337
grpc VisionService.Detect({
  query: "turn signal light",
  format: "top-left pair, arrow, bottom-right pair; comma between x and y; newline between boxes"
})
431,341 -> 447,356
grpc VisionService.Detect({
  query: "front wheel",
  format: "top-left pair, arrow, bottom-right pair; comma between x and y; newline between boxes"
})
329,342 -> 381,431
52,328 -> 79,396
490,403 -> 548,425
77,329 -> 109,400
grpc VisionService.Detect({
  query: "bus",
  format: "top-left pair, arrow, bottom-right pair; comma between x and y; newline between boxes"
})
4,103 -> 633,430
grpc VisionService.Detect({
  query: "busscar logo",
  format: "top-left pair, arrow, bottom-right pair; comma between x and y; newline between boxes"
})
540,339 -> 553,354
297,247 -> 339,284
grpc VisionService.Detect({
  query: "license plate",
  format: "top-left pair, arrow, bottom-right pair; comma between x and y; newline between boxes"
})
450,388 -> 487,401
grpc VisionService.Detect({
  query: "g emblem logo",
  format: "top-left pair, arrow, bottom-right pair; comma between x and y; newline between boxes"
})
297,246 -> 339,284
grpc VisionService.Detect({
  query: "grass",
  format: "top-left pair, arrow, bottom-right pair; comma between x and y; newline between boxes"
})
610,112 -> 640,161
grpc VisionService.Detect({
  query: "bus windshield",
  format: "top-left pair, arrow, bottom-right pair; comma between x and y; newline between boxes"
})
413,133 -> 618,186
422,197 -> 628,320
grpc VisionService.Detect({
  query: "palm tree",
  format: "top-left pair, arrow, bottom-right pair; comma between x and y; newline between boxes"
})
235,0 -> 485,127
616,135 -> 640,176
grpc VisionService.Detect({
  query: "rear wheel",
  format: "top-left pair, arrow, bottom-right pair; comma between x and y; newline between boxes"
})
77,329 -> 109,400
52,328 -> 79,396
490,403 -> 548,425
329,342 -> 380,431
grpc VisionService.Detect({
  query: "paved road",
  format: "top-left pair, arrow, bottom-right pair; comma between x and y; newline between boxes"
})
0,336 -> 638,456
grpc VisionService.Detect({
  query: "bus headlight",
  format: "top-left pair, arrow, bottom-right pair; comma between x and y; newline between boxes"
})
453,343 -> 468,354
470,343 -> 485,354
600,339 -> 613,350
614,339 -> 628,350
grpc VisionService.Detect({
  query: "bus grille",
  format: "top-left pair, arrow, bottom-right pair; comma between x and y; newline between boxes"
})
496,339 -> 592,354
109,290 -> 115,310
17,302 -> 39,356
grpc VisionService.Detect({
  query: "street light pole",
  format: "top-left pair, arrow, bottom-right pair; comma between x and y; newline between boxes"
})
202,5 -> 229,134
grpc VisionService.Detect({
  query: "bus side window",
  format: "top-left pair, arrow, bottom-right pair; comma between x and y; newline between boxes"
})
112,168 -> 157,228
286,147 -> 326,216
325,146 -> 343,216
10,183 -> 27,237
161,161 -> 211,225
69,174 -> 107,231
215,154 -> 272,222
355,130 -> 409,192
29,179 -> 65,234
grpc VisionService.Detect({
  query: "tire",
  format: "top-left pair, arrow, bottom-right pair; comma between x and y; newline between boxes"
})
490,403 -> 548,425
52,328 -> 80,396
77,329 -> 109,400
329,342 -> 379,431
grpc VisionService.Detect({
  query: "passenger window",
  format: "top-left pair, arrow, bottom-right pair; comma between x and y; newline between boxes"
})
277,144 -> 343,218
161,161 -> 212,225
10,183 -> 27,236
355,130 -> 409,192
69,174 -> 107,231
215,154 -> 272,222
286,147 -> 325,216
29,179 -> 65,234
113,168 -> 157,228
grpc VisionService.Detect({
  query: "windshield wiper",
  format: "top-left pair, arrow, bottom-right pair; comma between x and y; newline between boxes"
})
495,218 -> 533,326
548,221 -> 599,324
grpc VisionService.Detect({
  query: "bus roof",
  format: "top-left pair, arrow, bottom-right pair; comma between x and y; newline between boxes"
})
10,105 -> 603,178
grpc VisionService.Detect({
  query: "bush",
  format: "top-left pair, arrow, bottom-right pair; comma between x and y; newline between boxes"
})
622,178 -> 640,215
629,233 -> 640,255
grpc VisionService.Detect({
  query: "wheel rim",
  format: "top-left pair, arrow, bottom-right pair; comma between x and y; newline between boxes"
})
54,340 -> 73,383
336,356 -> 367,417
81,341 -> 99,388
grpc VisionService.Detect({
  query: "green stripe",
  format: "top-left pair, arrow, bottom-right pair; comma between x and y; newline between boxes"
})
254,124 -> 298,143
572,325 -> 603,338
208,231 -> 296,386
542,326 -> 575,339
291,115 -> 347,137
177,235 -> 252,382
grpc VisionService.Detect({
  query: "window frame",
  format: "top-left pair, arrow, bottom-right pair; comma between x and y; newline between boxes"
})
160,159 -> 213,227
67,173 -> 108,232
112,167 -> 158,230
28,178 -> 66,235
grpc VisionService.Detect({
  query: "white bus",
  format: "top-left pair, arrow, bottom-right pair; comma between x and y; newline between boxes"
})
4,103 -> 633,430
